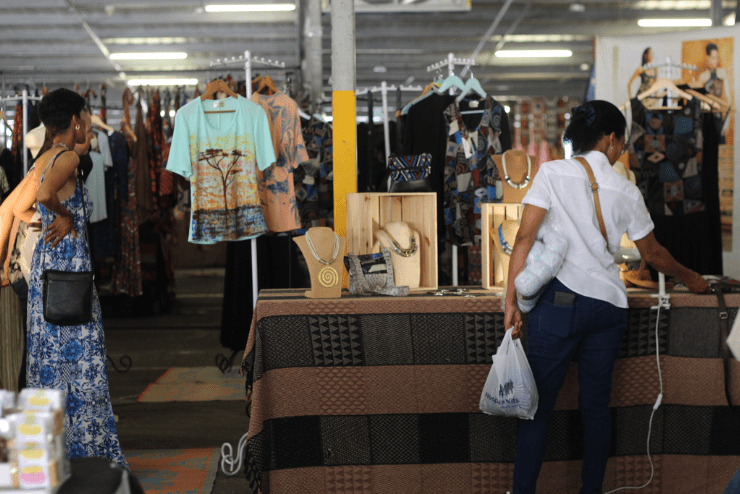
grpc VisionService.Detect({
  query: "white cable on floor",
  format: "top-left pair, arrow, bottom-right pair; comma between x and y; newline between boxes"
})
221,432 -> 250,476
604,296 -> 667,494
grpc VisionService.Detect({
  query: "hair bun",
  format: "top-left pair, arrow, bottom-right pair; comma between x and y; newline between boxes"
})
571,105 -> 597,125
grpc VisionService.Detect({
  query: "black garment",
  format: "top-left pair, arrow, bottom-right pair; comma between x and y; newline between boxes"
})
402,93 -> 456,238
630,97 -> 722,275
77,153 -> 93,183
356,121 -> 398,192
221,235 -> 310,351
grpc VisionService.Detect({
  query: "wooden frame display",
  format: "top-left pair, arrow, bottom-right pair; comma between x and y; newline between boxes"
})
481,203 -> 524,290
346,193 -> 438,291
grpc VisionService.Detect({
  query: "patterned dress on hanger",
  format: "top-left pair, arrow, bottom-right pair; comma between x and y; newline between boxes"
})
26,160 -> 127,468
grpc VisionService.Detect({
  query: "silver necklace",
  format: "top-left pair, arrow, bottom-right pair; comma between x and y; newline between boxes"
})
305,230 -> 340,265
502,152 -> 531,189
381,229 -> 417,257
52,142 -> 70,151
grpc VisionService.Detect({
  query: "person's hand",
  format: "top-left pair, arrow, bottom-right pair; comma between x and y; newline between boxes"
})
685,271 -> 711,294
44,214 -> 76,248
504,296 -> 524,339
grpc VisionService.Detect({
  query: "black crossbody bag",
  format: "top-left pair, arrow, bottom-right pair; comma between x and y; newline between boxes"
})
41,152 -> 95,326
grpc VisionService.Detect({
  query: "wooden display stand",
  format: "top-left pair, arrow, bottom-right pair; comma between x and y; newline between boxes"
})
294,227 -> 346,299
481,203 -> 524,290
346,193 -> 438,291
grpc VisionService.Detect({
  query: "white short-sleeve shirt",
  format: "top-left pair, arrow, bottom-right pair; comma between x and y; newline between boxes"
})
522,150 -> 654,308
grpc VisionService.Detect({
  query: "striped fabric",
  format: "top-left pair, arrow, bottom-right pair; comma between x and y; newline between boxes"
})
243,289 -> 740,493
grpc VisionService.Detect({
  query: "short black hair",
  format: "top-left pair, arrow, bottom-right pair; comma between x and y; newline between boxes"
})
563,100 -> 626,154
37,88 -> 86,138
706,43 -> 719,55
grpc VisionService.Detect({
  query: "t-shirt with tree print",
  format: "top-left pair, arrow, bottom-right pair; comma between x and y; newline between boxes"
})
167,96 -> 276,244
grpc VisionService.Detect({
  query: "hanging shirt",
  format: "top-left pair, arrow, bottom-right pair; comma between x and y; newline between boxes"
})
251,91 -> 309,232
166,96 -> 275,244
443,96 -> 511,246
87,130 -> 113,223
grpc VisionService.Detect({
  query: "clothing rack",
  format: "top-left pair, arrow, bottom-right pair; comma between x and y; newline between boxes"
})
356,81 -> 423,166
0,89 -> 43,176
213,50 -> 287,481
426,54 -> 477,287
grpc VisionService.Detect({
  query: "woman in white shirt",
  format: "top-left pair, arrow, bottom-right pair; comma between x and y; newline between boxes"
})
504,100 -> 710,494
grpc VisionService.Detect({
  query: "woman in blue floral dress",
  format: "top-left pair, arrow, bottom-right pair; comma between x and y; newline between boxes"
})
27,88 -> 127,468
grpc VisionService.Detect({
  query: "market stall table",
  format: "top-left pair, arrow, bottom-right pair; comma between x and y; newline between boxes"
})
242,288 -> 740,494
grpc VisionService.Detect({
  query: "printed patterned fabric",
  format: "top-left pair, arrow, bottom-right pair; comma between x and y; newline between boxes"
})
629,97 -> 705,217
166,96 -> 275,244
296,117 -> 334,228
111,155 -> 144,297
26,174 -> 127,468
387,153 -> 432,181
241,289 -> 740,493
252,91 -> 309,232
443,97 -> 510,246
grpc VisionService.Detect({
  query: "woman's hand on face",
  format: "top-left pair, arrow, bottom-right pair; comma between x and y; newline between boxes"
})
505,298 -> 524,339
44,215 -> 76,248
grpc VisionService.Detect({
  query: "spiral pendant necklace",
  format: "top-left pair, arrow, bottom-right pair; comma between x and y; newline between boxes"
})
305,231 -> 341,288
502,152 -> 531,189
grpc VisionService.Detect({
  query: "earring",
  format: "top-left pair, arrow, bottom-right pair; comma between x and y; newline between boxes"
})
75,125 -> 80,130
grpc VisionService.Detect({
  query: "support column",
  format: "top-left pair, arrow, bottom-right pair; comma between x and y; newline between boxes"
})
331,0 -> 357,246
305,0 -> 324,106
710,0 -> 723,26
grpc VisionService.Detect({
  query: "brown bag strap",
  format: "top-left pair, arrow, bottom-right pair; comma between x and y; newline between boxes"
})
575,157 -> 608,244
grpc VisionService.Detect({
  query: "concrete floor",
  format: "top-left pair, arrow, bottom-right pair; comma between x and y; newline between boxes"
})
103,268 -> 251,494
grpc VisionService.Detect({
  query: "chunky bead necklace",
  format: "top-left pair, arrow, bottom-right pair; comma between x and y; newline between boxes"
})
381,229 -> 417,257
502,152 -> 531,189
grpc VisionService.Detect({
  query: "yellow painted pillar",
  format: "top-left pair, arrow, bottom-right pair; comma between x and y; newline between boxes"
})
332,90 -> 357,241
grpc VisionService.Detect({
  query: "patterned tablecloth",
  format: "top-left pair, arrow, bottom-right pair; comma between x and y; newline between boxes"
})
242,288 -> 740,494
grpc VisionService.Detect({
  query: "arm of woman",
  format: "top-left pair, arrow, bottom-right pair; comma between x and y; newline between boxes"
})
504,204 -> 547,338
634,231 -> 710,294
11,170 -> 39,224
37,151 -> 80,248
628,67 -> 643,99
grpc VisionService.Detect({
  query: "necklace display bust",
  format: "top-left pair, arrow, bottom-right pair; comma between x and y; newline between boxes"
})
493,150 -> 534,203
294,227 -> 346,299
373,221 -> 421,289
491,219 -> 519,288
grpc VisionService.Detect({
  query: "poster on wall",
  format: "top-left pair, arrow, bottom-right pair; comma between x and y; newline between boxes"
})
595,26 -> 740,278
681,37 -> 734,251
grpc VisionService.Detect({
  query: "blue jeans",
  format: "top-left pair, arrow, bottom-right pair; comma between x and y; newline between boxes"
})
725,464 -> 740,494
513,278 -> 628,494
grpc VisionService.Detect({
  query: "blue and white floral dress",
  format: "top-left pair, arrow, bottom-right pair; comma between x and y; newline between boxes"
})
27,158 -> 128,469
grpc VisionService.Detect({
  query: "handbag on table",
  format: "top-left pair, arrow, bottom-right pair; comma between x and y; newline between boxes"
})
343,248 -> 409,296
386,153 -> 433,193
40,154 -> 95,326
515,157 -> 608,312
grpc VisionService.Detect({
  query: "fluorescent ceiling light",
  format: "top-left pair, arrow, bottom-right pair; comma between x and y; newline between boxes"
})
724,13 -> 736,26
111,52 -> 188,60
205,4 -> 296,12
495,50 -> 573,58
633,1 -> 710,10
127,78 -> 198,86
638,18 -> 712,27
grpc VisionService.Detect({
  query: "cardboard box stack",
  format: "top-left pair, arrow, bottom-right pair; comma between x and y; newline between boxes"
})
0,389 -> 70,493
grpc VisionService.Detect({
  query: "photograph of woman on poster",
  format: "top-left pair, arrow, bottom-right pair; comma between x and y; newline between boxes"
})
628,47 -> 658,99
695,42 -> 734,141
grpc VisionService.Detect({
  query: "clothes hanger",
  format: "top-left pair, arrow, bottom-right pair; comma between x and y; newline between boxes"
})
90,114 -> 114,133
257,76 -> 278,95
400,80 -> 444,115
637,77 -> 696,109
455,73 -> 487,103
435,74 -> 466,95
200,79 -> 239,113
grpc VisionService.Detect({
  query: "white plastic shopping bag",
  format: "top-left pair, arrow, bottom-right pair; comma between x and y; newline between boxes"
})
479,328 -> 539,420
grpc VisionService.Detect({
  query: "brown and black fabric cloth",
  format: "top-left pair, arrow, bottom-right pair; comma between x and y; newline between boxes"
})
242,289 -> 740,494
